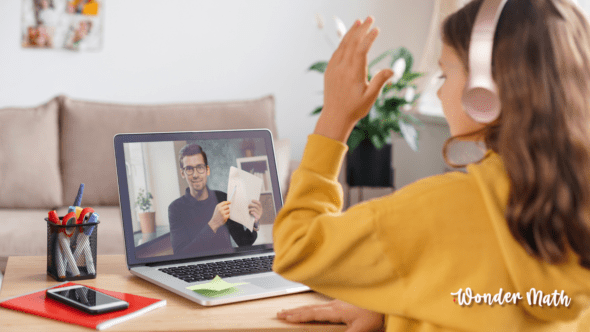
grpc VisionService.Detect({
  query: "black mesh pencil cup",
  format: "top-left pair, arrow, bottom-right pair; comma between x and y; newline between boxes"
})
46,217 -> 99,281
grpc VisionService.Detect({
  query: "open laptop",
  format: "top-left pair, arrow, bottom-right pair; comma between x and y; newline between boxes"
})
113,129 -> 310,306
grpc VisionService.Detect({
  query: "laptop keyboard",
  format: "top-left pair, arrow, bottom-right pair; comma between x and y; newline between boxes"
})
159,255 -> 275,283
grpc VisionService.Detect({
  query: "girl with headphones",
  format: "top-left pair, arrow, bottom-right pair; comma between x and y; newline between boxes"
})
273,0 -> 590,331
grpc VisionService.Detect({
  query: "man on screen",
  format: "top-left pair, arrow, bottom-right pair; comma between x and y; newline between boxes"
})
168,143 -> 263,255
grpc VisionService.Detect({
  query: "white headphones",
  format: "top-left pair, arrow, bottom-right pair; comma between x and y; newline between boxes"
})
462,0 -> 508,123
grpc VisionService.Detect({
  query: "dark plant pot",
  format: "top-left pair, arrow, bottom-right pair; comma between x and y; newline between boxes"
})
346,139 -> 394,187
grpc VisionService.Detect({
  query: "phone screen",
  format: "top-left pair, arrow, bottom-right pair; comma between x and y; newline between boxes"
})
52,287 -> 121,306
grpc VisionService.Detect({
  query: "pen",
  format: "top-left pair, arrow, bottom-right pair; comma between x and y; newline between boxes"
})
60,212 -> 80,277
73,183 -> 84,207
74,208 -> 91,266
48,210 -> 60,224
229,185 -> 237,202
48,211 -> 66,278
76,207 -> 94,233
67,206 -> 81,245
73,212 -> 97,275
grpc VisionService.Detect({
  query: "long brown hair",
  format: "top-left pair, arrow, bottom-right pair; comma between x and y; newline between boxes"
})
442,0 -> 590,267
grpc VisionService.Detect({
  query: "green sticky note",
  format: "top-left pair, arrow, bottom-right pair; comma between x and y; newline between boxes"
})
187,275 -> 249,293
193,287 -> 242,298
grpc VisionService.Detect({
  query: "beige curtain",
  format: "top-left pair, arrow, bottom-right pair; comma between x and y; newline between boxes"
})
416,0 -> 469,116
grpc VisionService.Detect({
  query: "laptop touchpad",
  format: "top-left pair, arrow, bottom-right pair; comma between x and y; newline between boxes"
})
246,276 -> 295,289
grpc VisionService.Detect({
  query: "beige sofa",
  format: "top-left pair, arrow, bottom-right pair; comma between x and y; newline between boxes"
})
0,95 -> 296,275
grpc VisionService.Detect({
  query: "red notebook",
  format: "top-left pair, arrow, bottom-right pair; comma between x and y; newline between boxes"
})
0,282 -> 166,330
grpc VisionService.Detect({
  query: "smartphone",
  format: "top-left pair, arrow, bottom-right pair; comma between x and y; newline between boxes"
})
46,285 -> 129,314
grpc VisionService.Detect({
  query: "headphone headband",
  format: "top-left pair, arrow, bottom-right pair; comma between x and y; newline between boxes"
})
462,0 -> 508,123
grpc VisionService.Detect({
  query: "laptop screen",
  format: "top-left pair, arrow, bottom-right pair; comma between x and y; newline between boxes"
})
114,130 -> 280,266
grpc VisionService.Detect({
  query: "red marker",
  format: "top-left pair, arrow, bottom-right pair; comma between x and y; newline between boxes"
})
77,207 -> 95,232
48,210 -> 60,224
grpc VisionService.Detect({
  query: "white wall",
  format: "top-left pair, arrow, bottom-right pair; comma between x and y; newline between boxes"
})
0,0 -> 433,161
145,141 -> 180,227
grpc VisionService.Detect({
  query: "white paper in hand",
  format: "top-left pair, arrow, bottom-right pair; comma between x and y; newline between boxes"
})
227,166 -> 262,231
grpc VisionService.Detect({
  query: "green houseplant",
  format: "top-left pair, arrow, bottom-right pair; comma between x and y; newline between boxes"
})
136,188 -> 155,234
135,188 -> 153,212
310,15 -> 424,187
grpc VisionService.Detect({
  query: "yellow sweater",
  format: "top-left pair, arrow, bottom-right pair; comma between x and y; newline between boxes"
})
273,134 -> 590,332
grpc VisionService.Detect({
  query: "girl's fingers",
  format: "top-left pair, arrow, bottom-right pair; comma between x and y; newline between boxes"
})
339,17 -> 373,63
345,17 -> 371,48
347,321 -> 376,332
359,27 -> 380,56
283,307 -> 344,324
334,17 -> 366,63
366,68 -> 394,102
339,19 -> 361,49
277,303 -> 331,318
278,304 -> 326,317
347,17 -> 375,57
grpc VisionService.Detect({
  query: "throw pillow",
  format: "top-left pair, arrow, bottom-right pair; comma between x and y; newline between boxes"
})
0,98 -> 63,208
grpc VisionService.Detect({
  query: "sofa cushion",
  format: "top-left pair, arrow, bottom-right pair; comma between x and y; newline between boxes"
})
0,206 -> 125,258
59,95 -> 277,206
0,98 -> 63,208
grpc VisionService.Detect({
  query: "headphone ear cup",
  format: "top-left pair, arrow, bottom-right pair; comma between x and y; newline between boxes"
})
462,86 -> 501,123
464,0 -> 508,123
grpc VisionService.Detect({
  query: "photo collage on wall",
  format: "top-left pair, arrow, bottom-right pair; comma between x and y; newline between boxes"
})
21,0 -> 103,51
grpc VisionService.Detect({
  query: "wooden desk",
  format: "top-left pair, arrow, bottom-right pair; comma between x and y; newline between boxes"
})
0,255 -> 345,331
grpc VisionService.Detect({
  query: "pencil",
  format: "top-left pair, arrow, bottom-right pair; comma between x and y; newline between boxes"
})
228,185 -> 237,202
73,183 -> 84,207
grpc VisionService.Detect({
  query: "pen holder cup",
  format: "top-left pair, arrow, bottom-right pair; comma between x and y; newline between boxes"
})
46,218 -> 100,281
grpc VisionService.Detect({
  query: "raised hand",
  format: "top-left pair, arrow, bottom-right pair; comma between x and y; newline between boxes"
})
314,16 -> 394,144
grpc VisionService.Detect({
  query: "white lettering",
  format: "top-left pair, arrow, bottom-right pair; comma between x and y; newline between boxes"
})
559,290 -> 572,307
493,289 -> 503,305
511,292 -> 523,304
474,293 -> 482,304
527,288 -> 544,306
451,288 -> 465,305
464,288 -> 473,305
452,287 -> 568,307
526,289 -> 570,307
451,288 -> 521,306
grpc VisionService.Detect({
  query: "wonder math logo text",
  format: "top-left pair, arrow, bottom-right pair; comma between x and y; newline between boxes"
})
450,288 -> 571,307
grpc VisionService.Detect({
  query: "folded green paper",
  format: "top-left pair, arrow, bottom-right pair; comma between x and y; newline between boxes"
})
187,276 -> 249,298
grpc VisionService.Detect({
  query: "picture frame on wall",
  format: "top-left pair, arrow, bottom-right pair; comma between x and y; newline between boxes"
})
21,0 -> 103,51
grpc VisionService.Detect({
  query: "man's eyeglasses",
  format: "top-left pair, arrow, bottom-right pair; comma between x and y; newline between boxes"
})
182,164 -> 207,175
